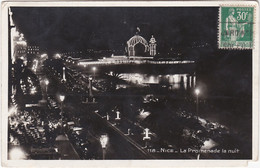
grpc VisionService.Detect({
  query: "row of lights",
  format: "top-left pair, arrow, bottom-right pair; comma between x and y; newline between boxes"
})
43,65 -> 201,159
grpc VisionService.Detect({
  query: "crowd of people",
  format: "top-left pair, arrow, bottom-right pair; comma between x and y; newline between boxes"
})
8,96 -> 66,159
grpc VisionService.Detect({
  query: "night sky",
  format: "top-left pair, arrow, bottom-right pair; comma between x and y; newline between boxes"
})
11,7 -> 218,53
11,7 -> 252,97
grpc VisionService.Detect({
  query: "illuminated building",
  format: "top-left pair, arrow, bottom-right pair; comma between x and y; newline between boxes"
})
149,35 -> 156,56
127,35 -> 149,56
13,33 -> 28,64
9,8 -> 28,64
27,46 -> 40,55
126,34 -> 157,58
76,32 -> 194,66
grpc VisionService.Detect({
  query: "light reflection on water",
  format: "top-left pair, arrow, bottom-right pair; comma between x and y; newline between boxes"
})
121,73 -> 196,90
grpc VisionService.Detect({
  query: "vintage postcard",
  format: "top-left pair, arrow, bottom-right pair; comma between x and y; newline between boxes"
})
1,0 -> 259,167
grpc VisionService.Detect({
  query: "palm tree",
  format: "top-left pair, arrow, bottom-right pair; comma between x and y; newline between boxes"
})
100,71 -> 125,91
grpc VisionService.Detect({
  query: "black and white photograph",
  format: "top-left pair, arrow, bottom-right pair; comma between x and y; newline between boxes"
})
1,1 -> 258,164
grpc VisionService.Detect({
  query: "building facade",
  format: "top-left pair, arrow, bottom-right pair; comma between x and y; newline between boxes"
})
127,34 -> 156,58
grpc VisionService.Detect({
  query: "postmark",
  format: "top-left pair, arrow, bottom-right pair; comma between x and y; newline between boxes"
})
219,6 -> 254,49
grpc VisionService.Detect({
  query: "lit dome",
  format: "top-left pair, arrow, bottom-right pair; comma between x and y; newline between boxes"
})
127,35 -> 148,46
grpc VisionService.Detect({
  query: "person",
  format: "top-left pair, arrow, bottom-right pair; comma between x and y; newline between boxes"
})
225,8 -> 238,41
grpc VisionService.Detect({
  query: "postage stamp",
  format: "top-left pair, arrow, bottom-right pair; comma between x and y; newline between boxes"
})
219,6 -> 254,49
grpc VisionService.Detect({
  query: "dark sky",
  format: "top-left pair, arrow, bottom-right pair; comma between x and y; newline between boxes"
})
11,7 -> 252,97
12,7 -> 218,53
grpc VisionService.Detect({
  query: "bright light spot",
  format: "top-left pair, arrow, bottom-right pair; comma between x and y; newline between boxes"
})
44,79 -> 49,85
30,87 -> 37,95
41,53 -> 48,58
143,128 -> 151,140
198,117 -> 207,127
8,106 -> 17,117
9,147 -> 27,160
148,76 -> 156,83
59,95 -> 65,102
195,88 -> 200,95
201,139 -> 218,150
55,53 -> 61,59
92,67 -> 96,71
138,109 -> 151,120
100,134 -> 108,148
16,41 -> 27,46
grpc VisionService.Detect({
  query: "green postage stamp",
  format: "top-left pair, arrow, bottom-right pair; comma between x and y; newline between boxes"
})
219,6 -> 254,49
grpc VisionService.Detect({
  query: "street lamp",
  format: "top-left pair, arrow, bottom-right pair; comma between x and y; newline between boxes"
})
44,79 -> 49,95
59,95 -> 65,102
92,67 -> 96,81
59,95 -> 65,133
195,88 -> 201,159
100,134 -> 108,160
143,128 -> 152,148
62,67 -> 66,81
195,88 -> 200,122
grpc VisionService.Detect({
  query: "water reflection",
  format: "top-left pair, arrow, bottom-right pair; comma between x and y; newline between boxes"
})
121,73 -> 196,90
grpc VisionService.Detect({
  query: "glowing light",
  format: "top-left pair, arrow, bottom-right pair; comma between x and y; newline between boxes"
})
143,128 -> 151,140
16,41 -> 27,46
201,139 -> 218,150
172,75 -> 181,85
92,67 -> 96,71
195,88 -> 200,95
59,95 -> 65,102
100,134 -> 108,148
115,111 -> 121,120
9,147 -> 27,160
8,106 -> 17,117
139,109 -> 151,120
9,8 -> 14,26
44,79 -> 49,85
148,75 -> 156,83
40,53 -> 48,58
11,28 -> 19,63
55,53 -> 61,59
30,87 -> 37,95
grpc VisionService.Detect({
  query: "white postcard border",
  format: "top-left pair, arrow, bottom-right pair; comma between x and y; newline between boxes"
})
1,1 -> 259,167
